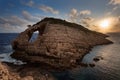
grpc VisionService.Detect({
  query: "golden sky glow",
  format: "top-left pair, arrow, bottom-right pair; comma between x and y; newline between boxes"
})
98,19 -> 112,33
99,20 -> 110,29
91,17 -> 117,33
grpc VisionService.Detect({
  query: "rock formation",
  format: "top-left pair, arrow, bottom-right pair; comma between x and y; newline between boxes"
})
11,17 -> 112,69
0,62 -> 55,80
0,62 -> 20,80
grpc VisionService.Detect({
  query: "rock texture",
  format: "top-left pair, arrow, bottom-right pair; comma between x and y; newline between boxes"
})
0,62 -> 55,80
0,62 -> 20,80
11,17 -> 112,69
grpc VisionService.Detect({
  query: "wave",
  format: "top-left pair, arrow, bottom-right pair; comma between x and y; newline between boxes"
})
0,45 -> 13,54
0,52 -> 26,65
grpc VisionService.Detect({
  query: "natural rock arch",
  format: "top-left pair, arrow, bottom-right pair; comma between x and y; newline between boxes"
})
11,18 -> 112,69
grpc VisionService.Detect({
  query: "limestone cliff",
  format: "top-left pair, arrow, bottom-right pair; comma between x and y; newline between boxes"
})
11,17 -> 112,69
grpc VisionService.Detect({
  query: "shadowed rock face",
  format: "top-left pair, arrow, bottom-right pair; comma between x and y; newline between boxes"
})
0,62 -> 56,80
11,17 -> 112,69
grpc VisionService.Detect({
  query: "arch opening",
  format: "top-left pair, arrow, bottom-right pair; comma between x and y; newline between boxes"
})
29,31 -> 39,43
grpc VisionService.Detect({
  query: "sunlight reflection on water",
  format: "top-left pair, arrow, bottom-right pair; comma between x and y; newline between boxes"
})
70,33 -> 120,80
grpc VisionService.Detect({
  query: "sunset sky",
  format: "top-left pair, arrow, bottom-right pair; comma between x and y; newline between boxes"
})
0,0 -> 120,33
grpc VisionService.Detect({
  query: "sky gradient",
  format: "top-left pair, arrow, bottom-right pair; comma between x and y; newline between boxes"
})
0,0 -> 120,33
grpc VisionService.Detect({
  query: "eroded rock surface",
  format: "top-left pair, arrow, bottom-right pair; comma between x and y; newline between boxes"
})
0,62 -> 55,80
0,62 -> 20,80
11,17 -> 112,69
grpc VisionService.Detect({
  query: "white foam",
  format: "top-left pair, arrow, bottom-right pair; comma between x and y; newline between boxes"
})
0,52 -> 26,65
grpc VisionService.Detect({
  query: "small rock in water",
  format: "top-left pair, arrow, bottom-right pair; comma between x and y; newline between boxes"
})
89,63 -> 95,67
79,62 -> 88,67
93,56 -> 103,62
93,58 -> 100,62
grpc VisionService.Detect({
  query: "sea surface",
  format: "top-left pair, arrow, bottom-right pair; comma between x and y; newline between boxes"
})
0,33 -> 37,64
0,33 -> 120,80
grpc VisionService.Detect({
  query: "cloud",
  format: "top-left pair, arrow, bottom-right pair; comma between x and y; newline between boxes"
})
39,5 -> 59,14
68,8 -> 78,22
110,16 -> 120,32
69,8 -> 78,18
22,1 -> 59,15
0,10 -> 45,33
107,0 -> 120,17
0,16 -> 34,33
21,0 -> 34,7
0,18 -> 6,24
68,8 -> 92,24
113,6 -> 118,10
106,12 -> 112,16
109,0 -> 120,5
80,10 -> 91,16
92,17 -> 120,32
22,10 -> 40,22
0,16 -> 29,26
105,6 -> 120,16
80,17 -> 94,28
22,11 -> 32,21
0,23 -> 25,33
11,16 -> 29,26
25,0 -> 34,7
80,17 -> 94,24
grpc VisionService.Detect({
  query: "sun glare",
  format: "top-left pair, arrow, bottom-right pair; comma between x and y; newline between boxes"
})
100,20 -> 110,29
97,19 -> 112,33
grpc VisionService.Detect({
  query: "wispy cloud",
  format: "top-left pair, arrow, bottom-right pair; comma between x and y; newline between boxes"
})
80,10 -> 91,16
22,10 -> 40,22
39,5 -> 59,14
0,22 -> 25,33
113,6 -> 118,10
69,8 -> 78,22
0,15 -> 37,33
68,8 -> 92,24
22,1 -> 59,15
0,9 -> 46,33
109,0 -> 120,5
0,16 -> 29,33
0,16 -> 28,26
27,0 -> 34,7
110,16 -> 120,32
80,17 -> 94,27
23,0 -> 35,7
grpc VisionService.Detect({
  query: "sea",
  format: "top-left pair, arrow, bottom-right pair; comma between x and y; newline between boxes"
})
0,33 -> 120,80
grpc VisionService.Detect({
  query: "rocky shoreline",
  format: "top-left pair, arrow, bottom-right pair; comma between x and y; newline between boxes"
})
0,17 -> 113,80
0,62 -> 56,80
11,17 -> 112,69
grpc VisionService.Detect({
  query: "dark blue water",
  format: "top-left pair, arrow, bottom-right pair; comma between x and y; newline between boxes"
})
0,33 -> 37,63
0,33 -> 120,80
0,33 -> 18,54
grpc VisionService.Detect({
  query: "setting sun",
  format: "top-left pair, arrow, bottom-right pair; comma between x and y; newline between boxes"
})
96,18 -> 113,33
100,20 -> 110,29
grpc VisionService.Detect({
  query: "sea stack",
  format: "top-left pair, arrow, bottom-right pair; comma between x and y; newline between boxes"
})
11,17 -> 112,69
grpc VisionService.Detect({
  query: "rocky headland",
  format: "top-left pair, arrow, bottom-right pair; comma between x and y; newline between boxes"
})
0,17 -> 113,80
11,17 -> 112,69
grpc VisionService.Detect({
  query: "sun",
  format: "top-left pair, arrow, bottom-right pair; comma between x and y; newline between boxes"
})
99,20 -> 110,29
96,18 -> 112,33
